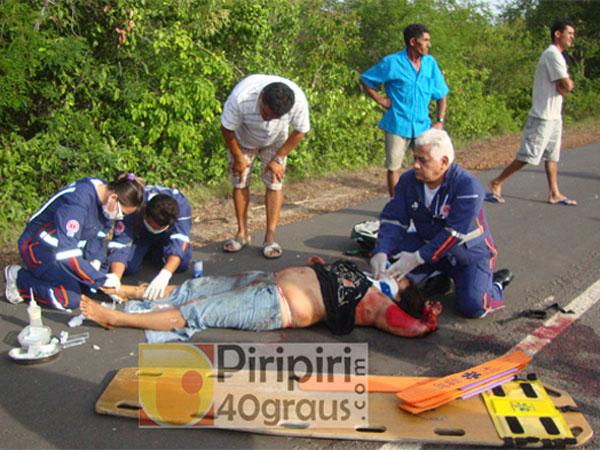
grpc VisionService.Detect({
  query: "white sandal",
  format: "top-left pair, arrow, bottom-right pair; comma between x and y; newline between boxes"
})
223,236 -> 250,253
262,242 -> 282,259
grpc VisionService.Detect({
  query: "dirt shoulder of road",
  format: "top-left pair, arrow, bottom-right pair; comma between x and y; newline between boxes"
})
1,121 -> 599,266
187,121 -> 600,248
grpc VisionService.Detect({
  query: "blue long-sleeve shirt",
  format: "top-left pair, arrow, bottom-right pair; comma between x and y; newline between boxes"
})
18,178 -> 111,287
360,49 -> 449,138
374,164 -> 494,265
110,185 -> 192,263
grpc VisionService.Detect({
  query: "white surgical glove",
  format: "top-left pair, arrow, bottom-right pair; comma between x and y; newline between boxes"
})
370,252 -> 389,279
103,272 -> 121,291
90,259 -> 102,271
386,251 -> 424,280
144,268 -> 173,300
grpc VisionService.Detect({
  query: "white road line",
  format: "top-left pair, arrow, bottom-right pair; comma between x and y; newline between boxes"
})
376,280 -> 600,450
510,278 -> 600,356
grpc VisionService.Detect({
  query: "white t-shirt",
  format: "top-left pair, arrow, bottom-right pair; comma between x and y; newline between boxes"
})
530,45 -> 569,120
424,185 -> 440,208
221,74 -> 310,149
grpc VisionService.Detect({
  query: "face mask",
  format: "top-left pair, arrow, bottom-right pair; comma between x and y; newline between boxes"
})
143,218 -> 169,234
102,198 -> 124,221
368,276 -> 399,300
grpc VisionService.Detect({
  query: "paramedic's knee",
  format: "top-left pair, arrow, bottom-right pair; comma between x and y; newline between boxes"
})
455,292 -> 484,318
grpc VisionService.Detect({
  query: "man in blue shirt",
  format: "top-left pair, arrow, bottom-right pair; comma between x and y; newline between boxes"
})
360,23 -> 449,196
370,129 -> 513,319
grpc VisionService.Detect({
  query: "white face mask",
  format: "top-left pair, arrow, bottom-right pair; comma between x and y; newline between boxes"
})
143,218 -> 169,234
102,198 -> 124,221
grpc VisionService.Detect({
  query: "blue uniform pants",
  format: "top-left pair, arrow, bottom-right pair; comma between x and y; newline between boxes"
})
400,234 -> 504,318
16,263 -> 88,310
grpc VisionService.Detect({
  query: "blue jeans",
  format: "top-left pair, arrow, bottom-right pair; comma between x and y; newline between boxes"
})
125,271 -> 283,342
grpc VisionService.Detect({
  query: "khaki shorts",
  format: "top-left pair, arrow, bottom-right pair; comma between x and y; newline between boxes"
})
516,116 -> 562,165
228,139 -> 287,190
385,132 -> 414,170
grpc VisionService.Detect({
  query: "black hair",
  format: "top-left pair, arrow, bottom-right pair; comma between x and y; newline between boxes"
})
396,286 -> 428,319
262,82 -> 295,117
108,171 -> 145,208
145,194 -> 179,228
550,19 -> 575,42
403,23 -> 429,47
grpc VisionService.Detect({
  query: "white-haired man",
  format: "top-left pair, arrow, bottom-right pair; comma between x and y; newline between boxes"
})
370,129 -> 512,318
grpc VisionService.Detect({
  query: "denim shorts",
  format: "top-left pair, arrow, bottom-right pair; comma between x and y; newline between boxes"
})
126,271 -> 284,342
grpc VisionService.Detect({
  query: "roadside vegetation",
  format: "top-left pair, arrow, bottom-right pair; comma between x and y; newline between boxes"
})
1,0 -> 599,244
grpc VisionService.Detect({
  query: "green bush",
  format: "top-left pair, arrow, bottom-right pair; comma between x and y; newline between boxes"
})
1,0 -> 598,243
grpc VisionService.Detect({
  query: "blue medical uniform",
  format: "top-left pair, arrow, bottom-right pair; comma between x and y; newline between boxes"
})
16,178 -> 113,309
109,186 -> 192,275
360,49 -> 449,138
374,164 -> 504,318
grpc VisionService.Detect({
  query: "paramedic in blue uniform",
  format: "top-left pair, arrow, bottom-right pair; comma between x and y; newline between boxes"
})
108,185 -> 192,300
3,172 -> 145,309
360,23 -> 449,196
370,129 -> 513,318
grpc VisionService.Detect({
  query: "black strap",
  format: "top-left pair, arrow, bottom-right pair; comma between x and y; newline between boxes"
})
498,303 -> 574,324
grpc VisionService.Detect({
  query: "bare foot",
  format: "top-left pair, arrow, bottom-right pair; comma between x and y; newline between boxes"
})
80,295 -> 116,329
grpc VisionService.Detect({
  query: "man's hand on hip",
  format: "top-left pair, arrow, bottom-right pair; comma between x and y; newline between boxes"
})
379,97 -> 391,109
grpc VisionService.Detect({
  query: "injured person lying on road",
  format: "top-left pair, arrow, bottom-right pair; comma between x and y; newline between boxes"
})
82,256 -> 441,342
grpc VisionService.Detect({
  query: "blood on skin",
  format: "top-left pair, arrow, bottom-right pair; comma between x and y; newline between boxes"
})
384,302 -> 440,337
355,291 -> 380,325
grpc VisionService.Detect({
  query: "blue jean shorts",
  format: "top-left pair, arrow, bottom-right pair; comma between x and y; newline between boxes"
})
125,271 -> 284,342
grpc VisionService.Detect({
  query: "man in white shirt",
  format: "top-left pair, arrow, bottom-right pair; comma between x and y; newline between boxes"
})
487,20 -> 576,206
220,74 -> 310,258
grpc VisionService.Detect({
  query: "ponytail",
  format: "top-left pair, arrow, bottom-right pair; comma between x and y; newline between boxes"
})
108,171 -> 145,207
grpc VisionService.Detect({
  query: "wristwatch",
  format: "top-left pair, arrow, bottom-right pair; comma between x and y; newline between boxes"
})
273,156 -> 285,165
437,117 -> 445,124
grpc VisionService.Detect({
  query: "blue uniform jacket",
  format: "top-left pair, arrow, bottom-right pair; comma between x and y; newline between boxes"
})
360,49 -> 449,138
374,164 -> 494,265
18,178 -> 112,287
110,185 -> 192,263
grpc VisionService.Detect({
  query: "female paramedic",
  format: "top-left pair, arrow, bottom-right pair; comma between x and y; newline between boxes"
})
4,172 -> 145,309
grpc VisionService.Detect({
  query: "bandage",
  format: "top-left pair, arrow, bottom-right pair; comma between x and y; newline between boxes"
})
368,276 -> 399,300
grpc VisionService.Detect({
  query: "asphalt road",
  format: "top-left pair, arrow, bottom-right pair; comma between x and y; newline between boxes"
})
1,142 -> 598,449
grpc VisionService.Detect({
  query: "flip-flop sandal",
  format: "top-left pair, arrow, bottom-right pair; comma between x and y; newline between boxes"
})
484,192 -> 505,204
223,236 -> 250,253
549,197 -> 577,206
262,242 -> 282,259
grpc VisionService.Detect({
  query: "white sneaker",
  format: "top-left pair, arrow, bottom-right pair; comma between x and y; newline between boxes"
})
4,265 -> 23,304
